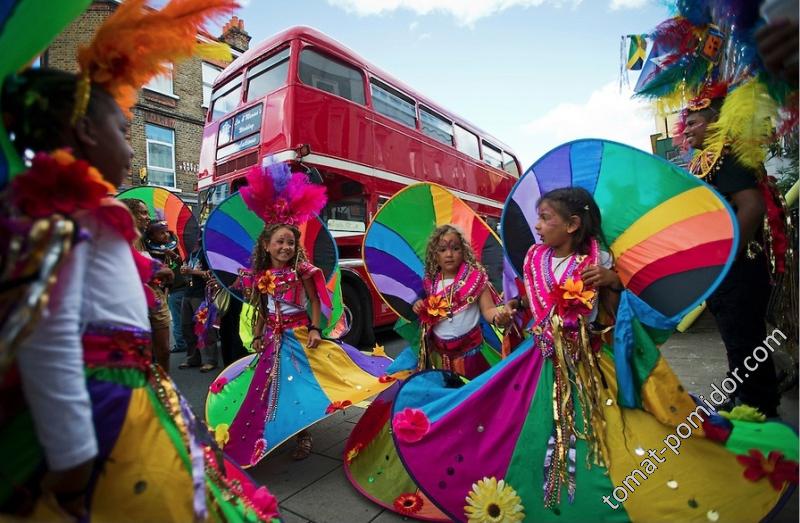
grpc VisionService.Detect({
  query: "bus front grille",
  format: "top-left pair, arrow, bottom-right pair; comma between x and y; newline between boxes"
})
216,151 -> 259,178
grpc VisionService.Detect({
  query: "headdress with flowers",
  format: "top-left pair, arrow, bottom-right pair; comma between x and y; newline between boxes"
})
72,0 -> 238,122
239,159 -> 327,227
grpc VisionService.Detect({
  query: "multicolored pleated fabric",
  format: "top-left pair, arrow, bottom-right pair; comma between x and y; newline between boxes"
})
0,323 -> 281,522
203,192 -> 344,336
344,183 -> 503,520
389,139 -> 799,522
205,326 -> 392,466
117,186 -> 200,259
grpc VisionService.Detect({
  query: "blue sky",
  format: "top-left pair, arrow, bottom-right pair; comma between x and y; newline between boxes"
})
234,0 -> 671,168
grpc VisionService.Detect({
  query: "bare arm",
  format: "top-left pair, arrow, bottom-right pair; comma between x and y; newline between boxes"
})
302,277 -> 322,348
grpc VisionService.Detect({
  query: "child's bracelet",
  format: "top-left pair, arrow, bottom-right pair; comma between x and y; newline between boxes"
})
308,325 -> 322,335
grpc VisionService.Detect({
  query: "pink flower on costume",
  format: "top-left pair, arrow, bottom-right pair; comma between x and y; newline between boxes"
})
393,408 -> 430,443
210,377 -> 228,394
252,486 -> 279,519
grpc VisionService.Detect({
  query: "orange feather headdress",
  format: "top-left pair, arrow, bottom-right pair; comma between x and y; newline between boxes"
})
71,0 -> 238,122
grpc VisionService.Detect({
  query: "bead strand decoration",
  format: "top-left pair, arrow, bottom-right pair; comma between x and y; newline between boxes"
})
688,143 -> 727,182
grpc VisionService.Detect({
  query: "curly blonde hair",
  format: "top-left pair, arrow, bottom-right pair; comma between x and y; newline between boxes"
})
423,224 -> 479,278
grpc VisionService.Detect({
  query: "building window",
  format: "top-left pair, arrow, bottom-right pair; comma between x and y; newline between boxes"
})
299,48 -> 365,105
454,124 -> 480,160
246,47 -> 290,102
481,140 -> 503,169
202,62 -> 222,108
145,124 -> 176,187
420,106 -> 453,146
145,63 -> 174,96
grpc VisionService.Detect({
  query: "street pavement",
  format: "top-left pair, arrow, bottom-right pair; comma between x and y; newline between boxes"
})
170,311 -> 799,522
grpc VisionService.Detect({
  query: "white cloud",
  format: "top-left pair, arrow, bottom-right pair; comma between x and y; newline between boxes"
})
609,0 -> 648,9
409,21 -> 419,31
516,81 -> 655,167
418,32 -> 431,40
327,0 -> 582,26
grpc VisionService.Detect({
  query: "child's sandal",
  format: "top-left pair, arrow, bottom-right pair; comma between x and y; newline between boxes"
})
291,434 -> 313,460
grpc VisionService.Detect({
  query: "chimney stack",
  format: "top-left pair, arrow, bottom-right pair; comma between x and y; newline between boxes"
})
220,15 -> 251,53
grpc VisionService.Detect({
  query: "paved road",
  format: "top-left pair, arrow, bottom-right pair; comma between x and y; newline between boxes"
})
170,313 -> 799,522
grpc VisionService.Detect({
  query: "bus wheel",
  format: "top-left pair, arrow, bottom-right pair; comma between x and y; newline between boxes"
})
341,283 -> 364,347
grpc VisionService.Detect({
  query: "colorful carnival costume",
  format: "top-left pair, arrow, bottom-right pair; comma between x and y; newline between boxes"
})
386,140 -> 798,522
343,183 -> 504,520
204,161 -> 393,467
0,152 -> 278,522
0,1 -> 280,520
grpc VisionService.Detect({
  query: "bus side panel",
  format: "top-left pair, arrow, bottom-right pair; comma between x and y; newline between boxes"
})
198,120 -> 220,188
261,89 -> 292,154
372,114 -> 424,181
292,85 -> 374,166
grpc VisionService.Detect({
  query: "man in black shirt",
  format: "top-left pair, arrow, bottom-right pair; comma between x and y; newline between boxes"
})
683,97 -> 779,417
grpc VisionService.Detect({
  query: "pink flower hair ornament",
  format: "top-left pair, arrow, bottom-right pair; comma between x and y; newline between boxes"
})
239,158 -> 327,227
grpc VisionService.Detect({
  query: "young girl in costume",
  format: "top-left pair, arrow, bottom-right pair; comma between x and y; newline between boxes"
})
386,172 -> 799,522
205,162 -> 393,466
412,224 -> 508,378
0,2 -> 280,521
344,193 -> 506,521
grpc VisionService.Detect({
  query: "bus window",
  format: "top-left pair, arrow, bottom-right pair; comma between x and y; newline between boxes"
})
370,79 -> 416,129
502,150 -> 521,177
299,48 -> 365,105
454,124 -> 480,160
324,198 -> 367,233
420,106 -> 453,145
211,76 -> 242,121
246,48 -> 290,102
482,140 -> 503,169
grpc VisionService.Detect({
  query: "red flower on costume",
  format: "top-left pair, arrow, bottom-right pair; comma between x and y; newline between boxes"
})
417,294 -> 450,325
392,408 -> 430,443
209,377 -> 228,394
378,375 -> 396,383
550,277 -> 595,327
11,149 -> 115,218
736,449 -> 799,490
326,400 -> 353,414
393,493 -> 424,515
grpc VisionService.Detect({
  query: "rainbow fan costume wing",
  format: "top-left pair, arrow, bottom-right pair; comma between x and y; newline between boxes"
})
389,140 -> 797,522
203,191 -> 343,335
363,182 -> 504,322
0,0 -> 91,188
117,186 -> 199,259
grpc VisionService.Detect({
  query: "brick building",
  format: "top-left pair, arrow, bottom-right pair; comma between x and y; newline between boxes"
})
42,0 -> 251,204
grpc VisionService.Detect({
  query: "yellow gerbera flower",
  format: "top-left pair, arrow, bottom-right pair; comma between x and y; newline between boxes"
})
561,277 -> 595,307
464,477 -> 525,523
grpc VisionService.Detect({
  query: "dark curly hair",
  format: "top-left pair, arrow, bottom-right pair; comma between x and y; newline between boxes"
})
1,69 -> 115,156
537,187 -> 609,255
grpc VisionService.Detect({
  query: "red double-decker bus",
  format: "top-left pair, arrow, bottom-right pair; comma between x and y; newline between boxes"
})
198,26 -> 522,346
